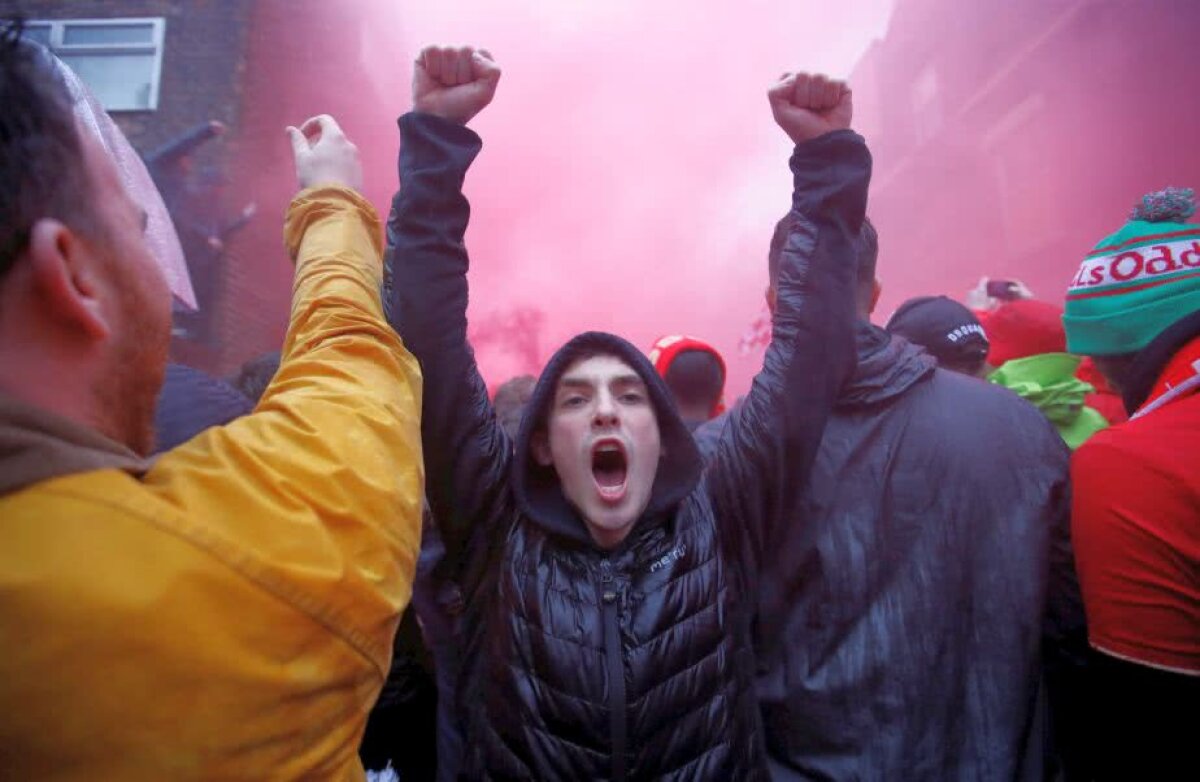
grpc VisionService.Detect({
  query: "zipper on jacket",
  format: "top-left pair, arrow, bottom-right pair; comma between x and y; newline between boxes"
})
600,558 -> 627,781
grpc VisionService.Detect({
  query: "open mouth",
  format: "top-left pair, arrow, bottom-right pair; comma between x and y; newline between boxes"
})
591,440 -> 628,503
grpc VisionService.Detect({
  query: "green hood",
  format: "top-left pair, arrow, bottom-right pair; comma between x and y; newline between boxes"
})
989,353 -> 1108,449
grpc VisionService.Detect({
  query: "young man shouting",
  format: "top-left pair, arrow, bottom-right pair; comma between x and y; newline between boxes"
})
387,45 -> 869,780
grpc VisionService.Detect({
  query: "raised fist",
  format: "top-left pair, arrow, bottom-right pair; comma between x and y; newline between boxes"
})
413,45 -> 501,125
286,114 -> 363,192
768,72 -> 852,145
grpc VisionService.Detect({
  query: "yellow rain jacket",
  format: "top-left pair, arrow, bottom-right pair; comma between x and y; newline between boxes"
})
0,187 -> 423,780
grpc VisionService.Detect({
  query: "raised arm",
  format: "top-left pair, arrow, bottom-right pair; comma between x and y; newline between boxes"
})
149,114 -> 424,672
706,73 -> 869,573
385,46 -> 510,569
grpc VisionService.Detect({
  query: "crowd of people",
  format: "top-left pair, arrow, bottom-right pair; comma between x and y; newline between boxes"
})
0,22 -> 1196,782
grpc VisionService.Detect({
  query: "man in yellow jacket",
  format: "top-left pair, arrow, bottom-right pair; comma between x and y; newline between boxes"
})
0,34 -> 423,779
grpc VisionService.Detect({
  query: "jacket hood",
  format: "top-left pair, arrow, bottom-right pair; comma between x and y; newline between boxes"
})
837,322 -> 936,409
988,353 -> 1093,426
512,331 -> 703,547
0,393 -> 148,497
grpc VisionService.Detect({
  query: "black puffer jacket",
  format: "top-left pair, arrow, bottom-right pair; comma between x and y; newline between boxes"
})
386,112 -> 870,780
695,327 -> 1090,781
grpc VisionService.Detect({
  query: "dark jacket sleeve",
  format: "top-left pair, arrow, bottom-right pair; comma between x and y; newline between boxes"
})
705,129 -> 868,575
691,407 -> 731,463
1041,472 -> 1095,781
385,112 -> 513,572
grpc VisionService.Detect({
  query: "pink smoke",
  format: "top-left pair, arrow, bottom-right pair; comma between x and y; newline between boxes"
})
215,0 -> 1200,401
356,0 -> 894,396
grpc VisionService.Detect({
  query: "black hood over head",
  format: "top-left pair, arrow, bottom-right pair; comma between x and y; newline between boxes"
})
512,331 -> 703,547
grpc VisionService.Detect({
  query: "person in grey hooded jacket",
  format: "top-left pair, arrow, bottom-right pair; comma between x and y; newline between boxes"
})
695,220 -> 1091,781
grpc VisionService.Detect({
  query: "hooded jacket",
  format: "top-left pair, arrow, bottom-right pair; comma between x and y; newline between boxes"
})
0,188 -> 425,779
386,112 -> 869,780
988,353 -> 1108,450
695,326 -> 1089,782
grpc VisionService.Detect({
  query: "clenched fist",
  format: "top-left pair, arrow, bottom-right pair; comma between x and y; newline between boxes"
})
286,115 -> 363,192
413,45 -> 501,125
769,73 -> 852,145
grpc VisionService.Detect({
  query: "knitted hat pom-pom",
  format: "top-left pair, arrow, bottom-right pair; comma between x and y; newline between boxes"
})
1130,187 -> 1196,222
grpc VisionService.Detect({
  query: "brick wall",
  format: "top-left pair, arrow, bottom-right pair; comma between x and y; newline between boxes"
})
847,0 -> 1200,317
4,1 -> 408,376
1,0 -> 252,175
2,0 -> 254,372
212,0 -> 405,376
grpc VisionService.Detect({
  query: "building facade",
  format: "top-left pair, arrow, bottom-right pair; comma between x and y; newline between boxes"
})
3,0 -> 403,375
849,0 -> 1200,317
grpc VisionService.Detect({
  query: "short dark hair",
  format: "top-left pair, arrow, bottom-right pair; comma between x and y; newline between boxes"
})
663,349 -> 724,410
768,213 -> 878,310
0,21 -> 99,281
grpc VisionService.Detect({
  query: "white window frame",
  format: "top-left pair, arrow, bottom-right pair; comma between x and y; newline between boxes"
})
28,17 -> 167,111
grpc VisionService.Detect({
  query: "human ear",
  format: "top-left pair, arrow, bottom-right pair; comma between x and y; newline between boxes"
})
532,430 -> 553,466
27,219 -> 110,341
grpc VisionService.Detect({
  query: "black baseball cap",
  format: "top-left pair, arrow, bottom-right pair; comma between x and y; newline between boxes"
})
885,295 -> 990,370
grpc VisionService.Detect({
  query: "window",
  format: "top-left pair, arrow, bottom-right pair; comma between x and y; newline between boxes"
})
27,18 -> 166,111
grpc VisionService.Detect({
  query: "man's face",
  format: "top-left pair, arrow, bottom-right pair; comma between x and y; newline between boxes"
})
535,354 -> 662,549
79,129 -> 172,454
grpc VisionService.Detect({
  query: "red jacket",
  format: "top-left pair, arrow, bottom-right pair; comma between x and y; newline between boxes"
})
1071,335 -> 1200,675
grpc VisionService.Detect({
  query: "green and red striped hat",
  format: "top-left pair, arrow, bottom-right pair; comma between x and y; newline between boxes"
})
1063,187 -> 1200,356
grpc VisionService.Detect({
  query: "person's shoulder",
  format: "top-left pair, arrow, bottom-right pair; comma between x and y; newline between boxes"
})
0,467 -> 247,568
925,367 -> 1058,426
925,366 -> 1010,400
1072,413 -> 1200,526
690,407 -> 734,461
1071,424 -> 1126,474
693,408 -> 731,435
895,369 -> 1069,474
1076,397 -> 1200,472
3,467 -> 144,511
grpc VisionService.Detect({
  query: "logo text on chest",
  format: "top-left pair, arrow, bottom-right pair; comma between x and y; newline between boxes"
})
649,544 -> 687,573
